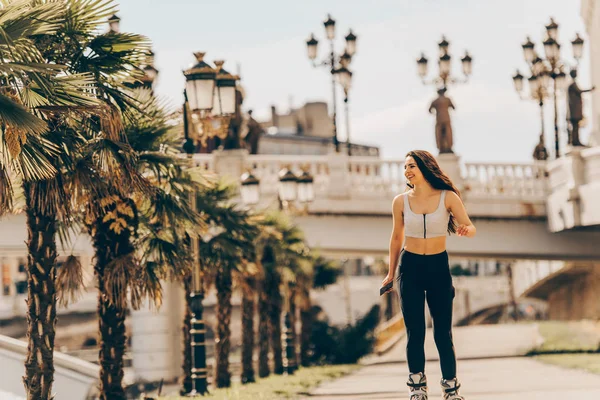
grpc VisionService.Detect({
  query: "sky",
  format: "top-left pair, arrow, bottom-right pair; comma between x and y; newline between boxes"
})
115,0 -> 593,163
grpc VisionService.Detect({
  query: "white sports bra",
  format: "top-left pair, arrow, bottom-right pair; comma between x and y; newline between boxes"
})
404,190 -> 450,238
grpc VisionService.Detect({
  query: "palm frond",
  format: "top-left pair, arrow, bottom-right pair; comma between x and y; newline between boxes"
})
0,93 -> 47,136
61,0 -> 116,37
0,0 -> 61,47
0,163 -> 13,214
56,254 -> 84,307
102,251 -> 137,309
131,260 -> 163,310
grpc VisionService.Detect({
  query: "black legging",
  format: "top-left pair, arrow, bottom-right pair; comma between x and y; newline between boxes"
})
397,249 -> 457,380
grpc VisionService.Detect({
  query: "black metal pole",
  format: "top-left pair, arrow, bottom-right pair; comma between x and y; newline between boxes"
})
184,92 -> 209,396
330,40 -> 339,153
553,77 -> 560,159
190,290 -> 209,395
344,94 -> 351,156
283,311 -> 296,374
539,99 -> 545,145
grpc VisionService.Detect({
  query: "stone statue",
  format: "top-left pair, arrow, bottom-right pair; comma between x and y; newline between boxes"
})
241,110 -> 264,155
429,87 -> 455,154
567,69 -> 595,147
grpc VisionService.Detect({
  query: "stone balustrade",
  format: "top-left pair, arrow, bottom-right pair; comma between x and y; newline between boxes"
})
462,161 -> 548,198
547,146 -> 600,231
189,150 -> 550,217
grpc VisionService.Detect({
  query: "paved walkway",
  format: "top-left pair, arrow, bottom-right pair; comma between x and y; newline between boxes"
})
304,324 -> 600,399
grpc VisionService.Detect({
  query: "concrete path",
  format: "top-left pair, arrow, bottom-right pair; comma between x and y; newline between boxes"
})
364,324 -> 544,366
304,324 -> 600,399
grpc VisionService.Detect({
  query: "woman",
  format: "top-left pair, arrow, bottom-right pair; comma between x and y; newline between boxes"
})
381,150 -> 476,400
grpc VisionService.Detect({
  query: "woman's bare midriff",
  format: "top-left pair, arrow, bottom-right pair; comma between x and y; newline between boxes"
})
404,236 -> 447,255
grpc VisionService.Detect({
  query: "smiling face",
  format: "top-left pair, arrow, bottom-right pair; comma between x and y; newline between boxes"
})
404,156 -> 424,185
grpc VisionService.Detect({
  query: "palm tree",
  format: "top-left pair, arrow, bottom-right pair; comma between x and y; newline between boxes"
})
54,86 -> 201,400
297,255 -> 341,367
257,244 -> 275,378
90,92 -> 200,399
194,182 -> 257,389
239,264 -> 258,384
251,213 -> 306,376
250,217 -> 281,378
1,3 -> 112,399
25,3 -> 156,398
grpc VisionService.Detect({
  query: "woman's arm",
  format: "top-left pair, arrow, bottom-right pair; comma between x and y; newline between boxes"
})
446,191 -> 476,238
387,194 -> 405,278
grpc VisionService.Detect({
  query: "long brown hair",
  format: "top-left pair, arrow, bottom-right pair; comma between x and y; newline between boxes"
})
405,150 -> 461,235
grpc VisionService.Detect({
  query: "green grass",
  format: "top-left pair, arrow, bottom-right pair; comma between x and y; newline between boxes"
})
535,353 -> 600,375
161,364 -> 360,400
528,321 -> 600,355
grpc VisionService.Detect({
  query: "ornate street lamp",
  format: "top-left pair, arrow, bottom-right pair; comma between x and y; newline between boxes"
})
417,36 -> 472,154
572,33 -> 585,61
108,14 -> 120,33
515,18 -> 587,159
297,169 -> 315,204
305,15 -> 358,153
184,52 -> 217,114
240,171 -> 260,206
417,35 -> 472,89
522,37 -> 536,64
212,61 -> 238,116
278,167 -> 298,205
184,53 -> 238,146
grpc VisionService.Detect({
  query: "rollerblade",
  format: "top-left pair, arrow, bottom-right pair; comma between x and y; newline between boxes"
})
440,378 -> 464,400
407,372 -> 428,400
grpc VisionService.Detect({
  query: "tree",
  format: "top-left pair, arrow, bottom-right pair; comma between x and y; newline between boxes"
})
252,213 -> 306,376
297,255 -> 341,367
195,183 -> 257,389
0,2 -> 111,399
86,91 -> 200,400
54,86 -> 201,400
238,261 -> 258,384
24,3 -> 158,398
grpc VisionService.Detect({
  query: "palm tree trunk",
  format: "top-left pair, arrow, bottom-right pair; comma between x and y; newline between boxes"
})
215,264 -> 232,388
180,272 -> 193,395
93,240 -> 128,400
300,287 -> 312,367
266,270 -> 283,375
258,278 -> 270,378
288,286 -> 299,371
241,277 -> 256,384
96,279 -> 127,400
91,198 -> 136,400
23,183 -> 57,400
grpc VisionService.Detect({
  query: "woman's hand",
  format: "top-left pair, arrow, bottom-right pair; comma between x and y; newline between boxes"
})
457,224 -> 475,237
381,273 -> 394,294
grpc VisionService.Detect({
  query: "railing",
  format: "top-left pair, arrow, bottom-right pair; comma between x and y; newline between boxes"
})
247,155 -> 331,196
190,152 -> 549,201
348,157 -> 407,197
463,162 -> 548,198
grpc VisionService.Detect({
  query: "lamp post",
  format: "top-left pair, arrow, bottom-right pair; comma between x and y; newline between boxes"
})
306,15 -> 357,153
335,62 -> 353,156
182,51 -> 238,396
514,18 -> 585,159
417,35 -> 473,90
512,57 -> 551,161
239,166 -> 315,375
